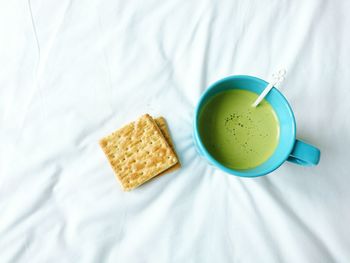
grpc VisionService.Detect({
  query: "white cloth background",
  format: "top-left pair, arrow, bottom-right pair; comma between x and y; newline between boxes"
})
1,0 -> 349,262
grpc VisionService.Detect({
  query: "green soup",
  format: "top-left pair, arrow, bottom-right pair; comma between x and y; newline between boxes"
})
198,89 -> 280,170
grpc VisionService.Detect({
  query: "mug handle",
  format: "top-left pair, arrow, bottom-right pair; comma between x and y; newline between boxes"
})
287,139 -> 320,166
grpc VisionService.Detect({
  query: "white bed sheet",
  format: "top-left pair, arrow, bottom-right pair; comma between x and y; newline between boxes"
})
1,0 -> 350,262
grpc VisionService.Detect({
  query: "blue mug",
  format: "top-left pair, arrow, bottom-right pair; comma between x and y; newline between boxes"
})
193,75 -> 321,177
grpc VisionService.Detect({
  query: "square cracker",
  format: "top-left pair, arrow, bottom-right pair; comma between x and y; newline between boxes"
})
155,117 -> 181,175
99,114 -> 178,191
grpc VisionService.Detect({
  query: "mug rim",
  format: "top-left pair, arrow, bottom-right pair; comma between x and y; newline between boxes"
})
193,75 -> 296,177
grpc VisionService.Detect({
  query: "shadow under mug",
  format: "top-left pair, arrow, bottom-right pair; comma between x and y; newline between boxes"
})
193,75 -> 321,177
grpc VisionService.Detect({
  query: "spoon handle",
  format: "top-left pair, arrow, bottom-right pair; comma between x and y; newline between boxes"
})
252,69 -> 286,107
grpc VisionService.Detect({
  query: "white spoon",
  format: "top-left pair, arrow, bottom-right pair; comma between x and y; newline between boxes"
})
252,69 -> 286,107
